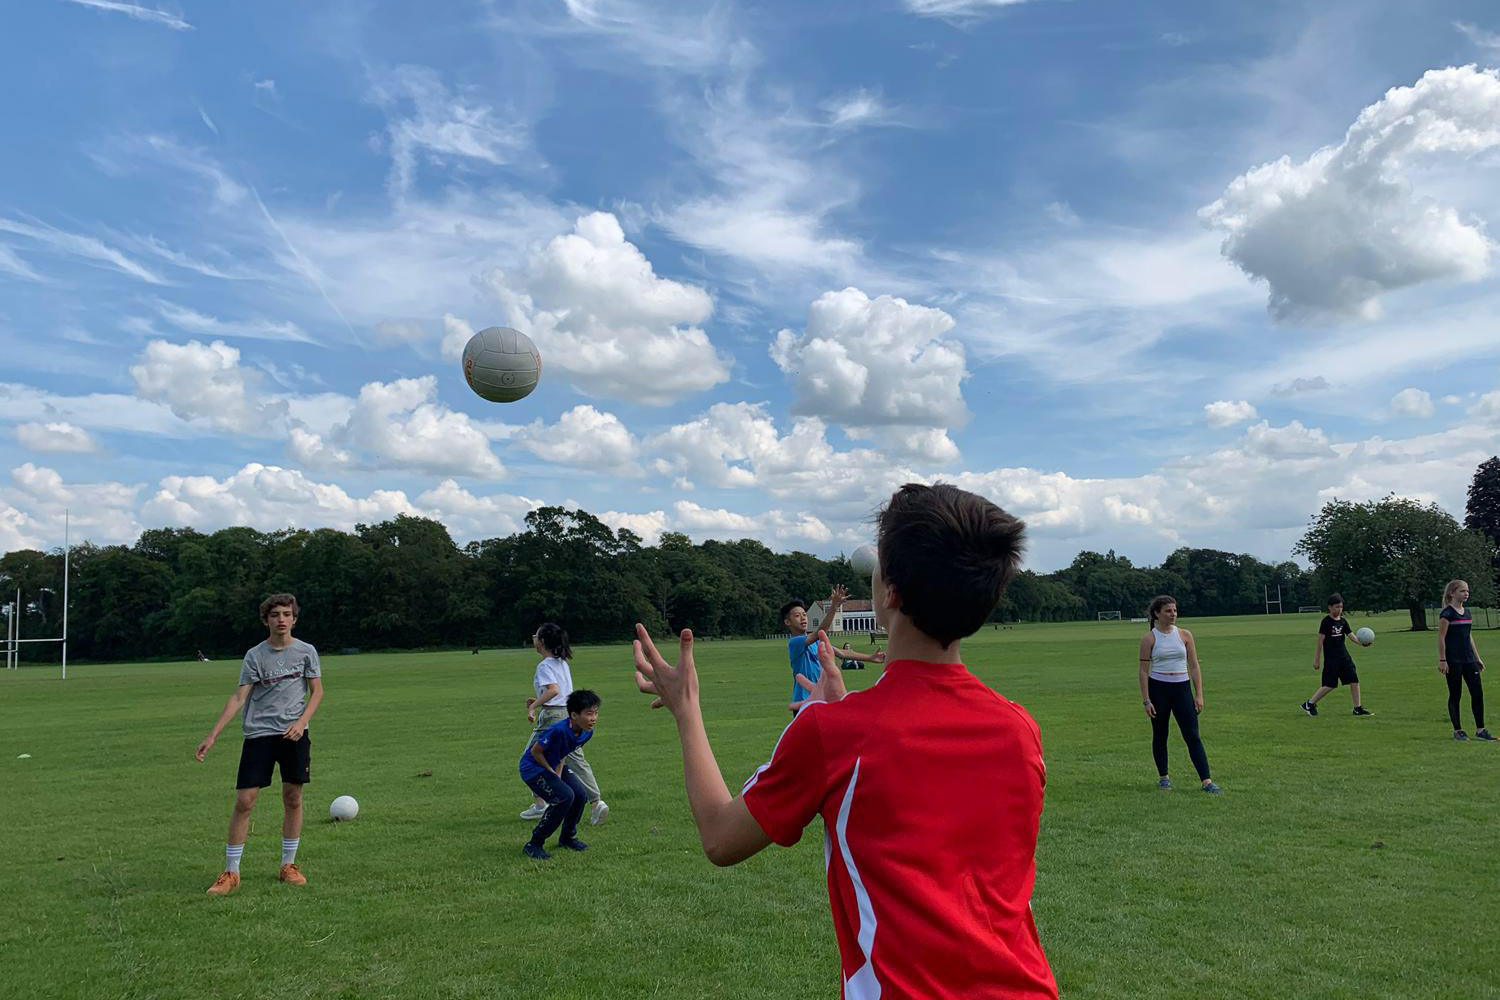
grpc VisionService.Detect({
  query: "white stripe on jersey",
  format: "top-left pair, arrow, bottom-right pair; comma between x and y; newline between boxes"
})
836,758 -> 882,999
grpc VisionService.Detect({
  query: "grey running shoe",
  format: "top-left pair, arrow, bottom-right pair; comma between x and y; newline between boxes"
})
1158,777 -> 1173,790
520,804 -> 546,820
1202,781 -> 1224,795
1301,701 -> 1318,717
589,799 -> 610,825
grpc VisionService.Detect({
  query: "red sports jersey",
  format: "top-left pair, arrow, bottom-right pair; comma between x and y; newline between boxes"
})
742,660 -> 1057,1000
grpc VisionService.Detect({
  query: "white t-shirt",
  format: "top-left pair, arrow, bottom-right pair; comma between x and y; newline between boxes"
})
533,656 -> 573,707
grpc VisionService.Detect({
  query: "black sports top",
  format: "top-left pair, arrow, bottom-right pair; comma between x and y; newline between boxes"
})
1440,605 -> 1476,664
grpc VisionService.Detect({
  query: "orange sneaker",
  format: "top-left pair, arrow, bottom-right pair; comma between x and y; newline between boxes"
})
278,863 -> 307,886
206,871 -> 240,896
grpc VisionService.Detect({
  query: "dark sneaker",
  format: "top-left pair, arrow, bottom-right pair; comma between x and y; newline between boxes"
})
1475,729 -> 1497,742
522,842 -> 552,861
1157,777 -> 1173,790
1202,781 -> 1224,795
1301,701 -> 1318,717
1455,730 -> 1470,742
1352,706 -> 1374,717
558,838 -> 589,852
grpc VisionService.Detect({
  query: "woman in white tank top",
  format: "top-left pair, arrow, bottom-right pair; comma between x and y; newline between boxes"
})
1137,596 -> 1221,794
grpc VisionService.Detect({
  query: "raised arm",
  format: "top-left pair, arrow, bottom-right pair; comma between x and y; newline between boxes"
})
196,684 -> 252,760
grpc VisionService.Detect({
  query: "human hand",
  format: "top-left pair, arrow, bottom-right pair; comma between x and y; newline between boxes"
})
633,624 -> 697,716
871,650 -> 887,664
1194,694 -> 1205,714
195,736 -> 214,761
792,631 -> 845,707
284,721 -> 307,741
828,584 -> 849,607
1143,700 -> 1156,719
1439,662 -> 1450,675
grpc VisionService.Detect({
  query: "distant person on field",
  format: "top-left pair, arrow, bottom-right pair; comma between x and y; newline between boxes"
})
519,623 -> 608,825
633,483 -> 1059,998
780,588 -> 884,713
195,594 -> 324,895
1438,580 -> 1492,742
839,641 -> 864,670
1301,593 -> 1374,718
1139,596 -> 1223,794
519,689 -> 602,860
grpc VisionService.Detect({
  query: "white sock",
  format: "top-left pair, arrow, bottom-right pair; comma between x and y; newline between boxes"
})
282,838 -> 299,865
225,843 -> 244,874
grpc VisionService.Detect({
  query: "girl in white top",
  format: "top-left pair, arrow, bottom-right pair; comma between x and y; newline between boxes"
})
519,623 -> 608,824
1137,596 -> 1221,794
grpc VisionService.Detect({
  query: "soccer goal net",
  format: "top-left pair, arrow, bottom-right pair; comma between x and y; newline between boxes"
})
1297,606 -> 1322,613
1097,611 -> 1122,621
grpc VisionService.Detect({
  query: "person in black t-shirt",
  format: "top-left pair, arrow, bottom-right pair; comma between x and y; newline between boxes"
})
1300,593 -> 1373,717
1437,579 -> 1492,741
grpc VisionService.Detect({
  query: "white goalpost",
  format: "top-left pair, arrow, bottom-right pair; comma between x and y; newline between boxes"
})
1097,611 -> 1122,621
4,509 -> 70,679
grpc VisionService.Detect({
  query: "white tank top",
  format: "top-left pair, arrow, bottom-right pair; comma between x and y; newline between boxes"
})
1149,626 -> 1189,682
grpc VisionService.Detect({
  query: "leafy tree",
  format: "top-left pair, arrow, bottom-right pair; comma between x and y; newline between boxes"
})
1465,456 -> 1500,594
1295,496 -> 1496,630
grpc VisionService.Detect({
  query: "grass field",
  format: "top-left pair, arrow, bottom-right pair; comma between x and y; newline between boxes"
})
3,613 -> 1497,999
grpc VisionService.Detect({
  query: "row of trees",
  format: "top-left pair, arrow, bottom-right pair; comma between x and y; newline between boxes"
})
3,459 -> 1497,662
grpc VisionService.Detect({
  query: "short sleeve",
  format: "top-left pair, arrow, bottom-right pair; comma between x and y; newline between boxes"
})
786,636 -> 809,670
1319,617 -> 1333,637
303,645 -> 321,679
741,708 -> 832,847
535,659 -> 558,687
238,652 -> 255,686
1440,607 -> 1455,624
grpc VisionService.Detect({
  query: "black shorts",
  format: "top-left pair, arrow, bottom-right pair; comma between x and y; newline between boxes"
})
236,734 -> 312,789
1321,658 -> 1359,688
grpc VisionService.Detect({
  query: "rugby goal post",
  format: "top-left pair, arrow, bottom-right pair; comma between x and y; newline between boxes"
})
4,509 -> 71,679
1097,611 -> 1122,621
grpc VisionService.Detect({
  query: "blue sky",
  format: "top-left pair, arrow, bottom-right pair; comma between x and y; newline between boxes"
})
2,0 -> 1499,570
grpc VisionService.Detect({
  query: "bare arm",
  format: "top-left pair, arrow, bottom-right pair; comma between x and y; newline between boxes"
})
633,625 -> 773,867
196,685 -> 252,760
1138,632 -> 1155,718
530,683 -> 560,720
1438,618 -> 1450,674
285,677 -> 323,740
840,648 -> 886,663
530,741 -> 563,778
1473,631 -> 1485,669
1314,633 -> 1324,669
1182,629 -> 1205,710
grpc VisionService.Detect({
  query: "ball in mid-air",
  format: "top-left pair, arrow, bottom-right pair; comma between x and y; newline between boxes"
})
462,326 -> 541,403
1355,627 -> 1374,646
851,544 -> 878,575
330,795 -> 359,822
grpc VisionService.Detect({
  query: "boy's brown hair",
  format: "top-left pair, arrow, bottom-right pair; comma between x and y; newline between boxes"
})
259,593 -> 299,622
876,483 -> 1025,647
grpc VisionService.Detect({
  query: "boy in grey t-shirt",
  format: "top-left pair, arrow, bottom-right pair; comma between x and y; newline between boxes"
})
195,594 -> 324,895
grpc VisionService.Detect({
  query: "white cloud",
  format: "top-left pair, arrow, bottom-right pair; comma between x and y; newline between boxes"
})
903,0 -> 1030,17
60,0 -> 192,31
142,463 -> 417,533
0,382 -> 198,437
1471,390 -> 1500,420
4,464 -> 143,547
129,339 -> 288,436
771,287 -> 967,459
1242,419 -> 1335,459
0,245 -> 43,282
15,422 -> 100,454
303,377 -> 506,479
1203,400 -> 1258,427
1200,65 -> 1500,322
596,508 -> 670,545
253,78 -> 278,96
412,480 -> 541,540
372,320 -> 428,347
823,90 -> 893,129
671,500 -> 833,545
150,300 -> 314,344
1390,387 -> 1435,418
515,406 -> 640,474
440,313 -> 476,362
482,212 -> 730,405
1271,376 -> 1331,397
554,0 -> 737,71
0,217 -> 166,285
1455,22 -> 1500,54
369,65 -> 529,197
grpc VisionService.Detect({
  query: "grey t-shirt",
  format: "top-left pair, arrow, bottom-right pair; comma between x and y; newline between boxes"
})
239,638 -> 321,739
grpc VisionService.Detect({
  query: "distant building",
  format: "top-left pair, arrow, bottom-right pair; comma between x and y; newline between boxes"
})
810,599 -> 877,633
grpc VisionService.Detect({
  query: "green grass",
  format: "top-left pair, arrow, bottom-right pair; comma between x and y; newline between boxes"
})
2,615 -> 1496,999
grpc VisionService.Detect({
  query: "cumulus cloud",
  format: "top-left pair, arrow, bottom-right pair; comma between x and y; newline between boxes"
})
1390,387 -> 1435,417
1203,400 -> 1258,427
142,463 -> 417,532
1200,65 -> 1500,322
482,212 -> 730,405
1242,419 -> 1335,459
440,313 -> 476,362
514,406 -> 641,474
771,287 -> 967,461
1471,390 -> 1500,420
671,500 -> 832,544
5,463 -> 143,546
15,422 -> 100,454
1271,376 -> 1331,397
130,339 -> 288,436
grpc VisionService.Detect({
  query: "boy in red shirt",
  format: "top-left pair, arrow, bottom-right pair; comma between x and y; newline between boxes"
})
633,483 -> 1057,999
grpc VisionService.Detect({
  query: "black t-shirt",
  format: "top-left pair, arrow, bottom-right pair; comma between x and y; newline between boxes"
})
1441,606 -> 1476,664
1319,615 -> 1355,662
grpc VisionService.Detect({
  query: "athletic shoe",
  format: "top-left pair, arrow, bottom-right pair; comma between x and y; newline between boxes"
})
589,799 -> 610,825
278,863 -> 307,886
1157,777 -> 1173,790
519,804 -> 546,820
558,837 -> 589,852
1202,782 -> 1224,795
1476,729 -> 1497,742
206,871 -> 240,896
522,842 -> 552,861
1301,701 -> 1318,717
1455,730 -> 1470,742
1352,706 -> 1374,717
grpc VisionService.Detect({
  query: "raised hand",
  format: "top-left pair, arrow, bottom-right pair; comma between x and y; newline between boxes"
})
633,624 -> 697,716
791,630 -> 846,709
828,583 -> 849,607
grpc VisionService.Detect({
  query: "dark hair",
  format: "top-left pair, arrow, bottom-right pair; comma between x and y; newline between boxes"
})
259,593 -> 299,622
1147,595 -> 1176,627
779,600 -> 807,623
535,622 -> 573,660
567,689 -> 600,714
1327,593 -> 1344,608
875,483 -> 1025,647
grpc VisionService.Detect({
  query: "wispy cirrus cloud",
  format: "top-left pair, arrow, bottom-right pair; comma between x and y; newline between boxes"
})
902,0 -> 1032,20
60,0 -> 192,31
0,216 -> 166,285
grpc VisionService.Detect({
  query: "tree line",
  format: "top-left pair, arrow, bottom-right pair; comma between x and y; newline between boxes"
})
3,457 -> 1497,663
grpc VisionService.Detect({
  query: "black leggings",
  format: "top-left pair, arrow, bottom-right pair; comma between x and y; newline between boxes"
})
1446,664 -> 1485,731
1149,678 -> 1211,780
